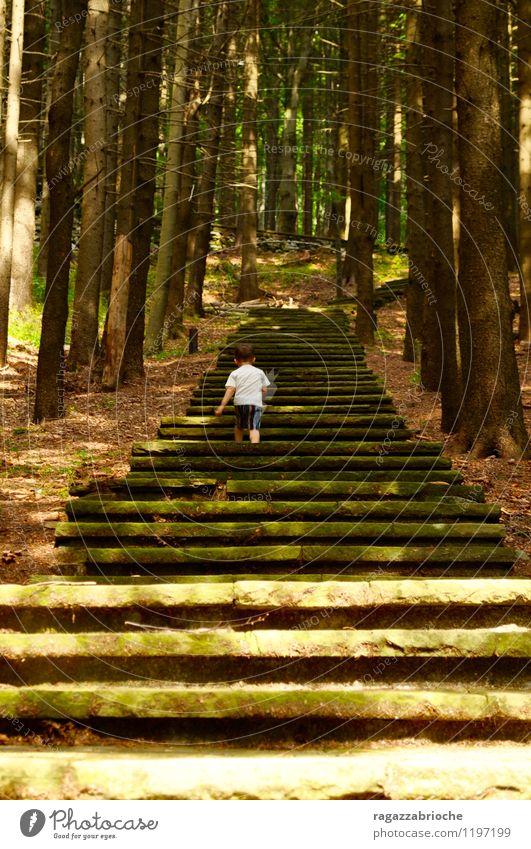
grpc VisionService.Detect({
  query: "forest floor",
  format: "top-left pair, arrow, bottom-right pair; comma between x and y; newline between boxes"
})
1,246 -> 530,583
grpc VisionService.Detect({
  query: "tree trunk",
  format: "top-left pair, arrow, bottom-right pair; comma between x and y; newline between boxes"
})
33,0 -> 86,420
68,0 -> 110,369
386,69 -> 402,248
263,68 -> 280,232
121,0 -> 164,381
10,0 -> 45,314
0,0 -> 7,187
0,0 -> 25,367
302,87 -> 314,236
37,0 -> 61,280
186,0 -> 230,317
145,0 -> 194,352
518,0 -> 531,343
101,0 -> 147,389
217,26 -> 238,230
455,0 -> 528,457
343,0 -> 379,345
99,0 -> 122,299
277,29 -> 312,234
497,2 -> 518,273
420,0 -> 460,431
403,0 -> 425,363
237,0 -> 260,302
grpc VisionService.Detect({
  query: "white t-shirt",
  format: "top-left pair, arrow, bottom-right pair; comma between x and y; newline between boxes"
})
226,364 -> 270,406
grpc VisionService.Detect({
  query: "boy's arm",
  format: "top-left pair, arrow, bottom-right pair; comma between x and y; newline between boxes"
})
215,386 -> 235,415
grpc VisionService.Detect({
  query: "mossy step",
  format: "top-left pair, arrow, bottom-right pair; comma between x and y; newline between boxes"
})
189,406 -> 395,415
1,684 -> 530,722
160,414 -> 406,427
132,440 -> 443,457
8,576 -> 531,608
55,542 -> 520,568
0,627 -> 529,659
55,520 -> 505,543
66,499 -> 499,521
1,744 -> 529,799
158,427 -> 413,441
130,456 -> 452,471
190,396 -> 391,407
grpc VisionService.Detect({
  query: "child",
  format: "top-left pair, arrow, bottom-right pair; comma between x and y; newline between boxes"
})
215,343 -> 270,443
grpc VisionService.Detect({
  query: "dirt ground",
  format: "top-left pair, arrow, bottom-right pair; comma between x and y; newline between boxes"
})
1,255 -> 530,583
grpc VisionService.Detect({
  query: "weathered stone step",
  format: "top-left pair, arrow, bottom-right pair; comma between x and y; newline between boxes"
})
9,575 -> 531,607
190,395 -> 392,406
160,414 -> 406,427
0,683 -> 529,722
189,405 -> 395,415
196,388 -> 385,399
130,455 -> 452,471
66,499 -> 499,522
158,427 -> 413,441
55,520 -> 505,543
131,440 -> 443,457
55,542 -> 520,572
1,745 -> 529,799
0,627 -> 529,660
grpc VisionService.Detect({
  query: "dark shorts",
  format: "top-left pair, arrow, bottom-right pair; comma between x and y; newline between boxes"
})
234,404 -> 263,431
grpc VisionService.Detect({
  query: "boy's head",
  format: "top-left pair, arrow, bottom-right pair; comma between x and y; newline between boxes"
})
234,343 -> 255,365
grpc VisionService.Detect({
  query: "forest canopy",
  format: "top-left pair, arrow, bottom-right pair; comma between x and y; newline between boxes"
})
0,0 -> 529,459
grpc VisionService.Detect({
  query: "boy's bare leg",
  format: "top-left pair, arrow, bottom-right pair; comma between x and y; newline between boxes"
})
249,429 -> 260,444
234,426 -> 244,443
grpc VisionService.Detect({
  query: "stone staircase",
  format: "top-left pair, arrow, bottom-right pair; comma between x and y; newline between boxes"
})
1,306 -> 530,800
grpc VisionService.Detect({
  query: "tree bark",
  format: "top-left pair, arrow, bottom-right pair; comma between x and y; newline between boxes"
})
69,0 -> 110,369
385,69 -> 402,248
186,0 -> 230,317
342,0 -> 379,345
217,26 -> 238,230
145,0 -> 194,352
0,0 -> 25,366
121,0 -> 164,381
10,0 -> 45,314
420,0 -> 460,431
302,87 -> 314,236
455,0 -> 528,457
99,0 -> 122,299
403,0 -> 425,363
518,0 -> 531,343
33,0 -> 86,420
277,28 -> 312,234
237,0 -> 260,302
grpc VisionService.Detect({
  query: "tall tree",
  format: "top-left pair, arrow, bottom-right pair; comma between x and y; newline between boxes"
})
455,0 -> 528,457
34,0 -> 87,420
277,24 -> 313,233
145,0 -> 195,352
186,0 -> 230,317
102,0 -> 164,388
342,0 -> 379,345
237,0 -> 260,302
403,0 -> 425,363
0,0 -> 25,367
518,0 -> 531,344
420,0 -> 460,431
69,0 -> 111,369
10,0 -> 46,313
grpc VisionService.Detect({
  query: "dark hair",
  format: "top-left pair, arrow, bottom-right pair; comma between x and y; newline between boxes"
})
234,343 -> 255,362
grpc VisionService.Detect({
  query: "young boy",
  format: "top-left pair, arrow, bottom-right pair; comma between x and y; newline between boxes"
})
215,343 -> 270,443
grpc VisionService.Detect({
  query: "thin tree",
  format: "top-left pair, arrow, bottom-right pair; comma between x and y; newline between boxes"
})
518,0 -> 531,343
237,0 -> 260,302
34,0 -> 87,421
69,0 -> 111,369
10,0 -> 46,314
0,0 -> 25,367
145,0 -> 194,352
420,0 -> 460,431
455,0 -> 528,457
403,0 -> 425,363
